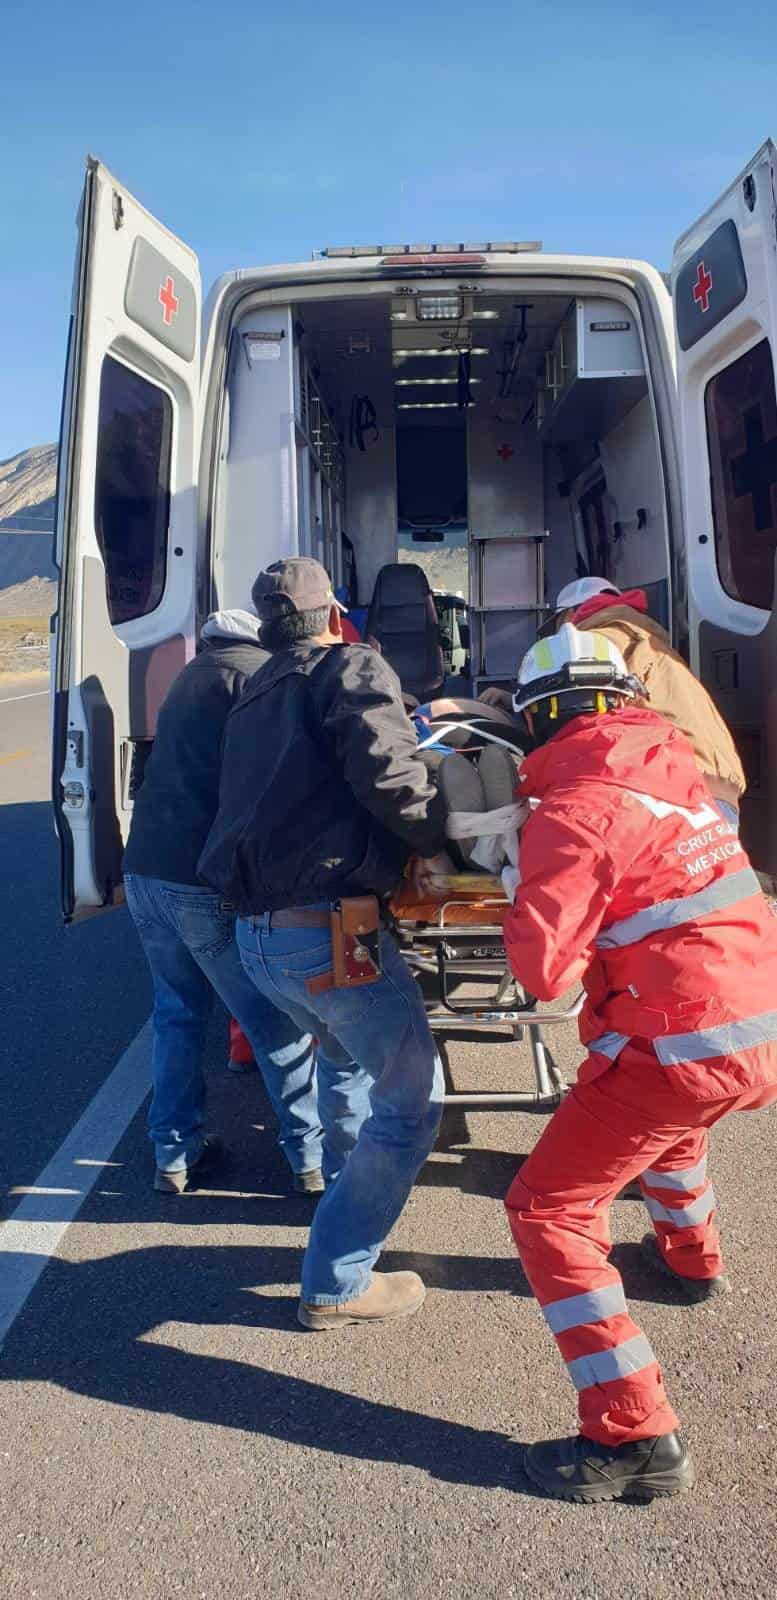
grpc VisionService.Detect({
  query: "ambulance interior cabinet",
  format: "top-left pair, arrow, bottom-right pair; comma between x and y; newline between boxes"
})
469,533 -> 549,689
537,298 -> 648,443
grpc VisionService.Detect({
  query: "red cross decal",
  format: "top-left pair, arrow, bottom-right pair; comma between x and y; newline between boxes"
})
497,443 -> 514,463
693,260 -> 712,315
159,275 -> 180,326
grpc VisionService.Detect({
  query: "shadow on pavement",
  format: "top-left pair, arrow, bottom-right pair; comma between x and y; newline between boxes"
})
0,1241 -> 541,1496
0,801 -> 152,1217
611,1241 -> 704,1307
418,1147 -> 526,1200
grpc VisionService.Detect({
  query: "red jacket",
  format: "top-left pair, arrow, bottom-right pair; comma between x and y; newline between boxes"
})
503,707 -> 777,1099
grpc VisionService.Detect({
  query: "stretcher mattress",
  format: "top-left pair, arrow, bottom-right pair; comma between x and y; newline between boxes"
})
390,874 -> 507,926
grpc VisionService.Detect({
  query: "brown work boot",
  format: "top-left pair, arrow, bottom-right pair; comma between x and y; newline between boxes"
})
298,1271 -> 426,1331
154,1136 -> 227,1194
293,1168 -> 325,1195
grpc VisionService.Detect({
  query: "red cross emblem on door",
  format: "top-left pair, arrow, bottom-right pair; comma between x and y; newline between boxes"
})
159,275 -> 180,326
692,260 -> 712,315
497,443 -> 514,463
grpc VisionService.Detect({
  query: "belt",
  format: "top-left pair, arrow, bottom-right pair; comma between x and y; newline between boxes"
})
269,908 -> 331,929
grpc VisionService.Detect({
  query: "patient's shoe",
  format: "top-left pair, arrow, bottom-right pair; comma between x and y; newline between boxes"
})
478,744 -> 518,811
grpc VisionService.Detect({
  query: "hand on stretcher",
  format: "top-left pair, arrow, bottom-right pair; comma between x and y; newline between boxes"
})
405,853 -> 506,902
410,850 -> 458,899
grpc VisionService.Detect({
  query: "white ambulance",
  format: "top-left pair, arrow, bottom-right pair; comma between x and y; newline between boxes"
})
52,143 -> 777,920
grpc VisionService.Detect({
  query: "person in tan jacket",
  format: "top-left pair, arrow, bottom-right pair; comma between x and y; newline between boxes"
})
480,577 -> 745,818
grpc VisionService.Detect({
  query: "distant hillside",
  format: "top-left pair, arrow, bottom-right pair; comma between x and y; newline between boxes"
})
398,545 -> 468,595
0,443 -> 57,530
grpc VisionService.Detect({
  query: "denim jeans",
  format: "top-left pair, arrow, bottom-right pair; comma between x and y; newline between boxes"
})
237,912 -> 445,1304
124,874 -> 323,1176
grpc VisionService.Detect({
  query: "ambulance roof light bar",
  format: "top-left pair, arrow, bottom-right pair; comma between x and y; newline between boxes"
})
319,241 -> 542,260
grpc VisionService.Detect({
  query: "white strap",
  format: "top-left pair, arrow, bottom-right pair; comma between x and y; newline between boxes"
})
445,801 -> 528,840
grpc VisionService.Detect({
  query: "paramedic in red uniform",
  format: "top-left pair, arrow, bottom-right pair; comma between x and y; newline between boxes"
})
480,576 -> 745,823
500,623 -> 777,1502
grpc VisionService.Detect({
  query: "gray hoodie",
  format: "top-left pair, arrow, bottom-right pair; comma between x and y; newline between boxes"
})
123,612 -> 269,885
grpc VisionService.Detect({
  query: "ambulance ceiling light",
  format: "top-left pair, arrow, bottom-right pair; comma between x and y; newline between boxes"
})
394,376 -> 481,386
393,347 -> 490,358
391,305 -> 499,323
397,401 -> 476,409
416,294 -> 463,321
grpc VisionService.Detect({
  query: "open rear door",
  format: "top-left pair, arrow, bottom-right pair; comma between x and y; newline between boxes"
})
53,158 -> 200,920
673,139 -> 777,874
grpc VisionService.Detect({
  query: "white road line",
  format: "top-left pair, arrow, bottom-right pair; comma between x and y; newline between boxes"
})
0,1019 -> 152,1352
0,690 -> 49,705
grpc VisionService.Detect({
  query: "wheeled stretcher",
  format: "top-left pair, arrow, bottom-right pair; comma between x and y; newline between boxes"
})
389,873 -> 582,1111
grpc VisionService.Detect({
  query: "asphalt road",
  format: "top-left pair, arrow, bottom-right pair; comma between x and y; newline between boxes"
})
1,683 -> 776,1599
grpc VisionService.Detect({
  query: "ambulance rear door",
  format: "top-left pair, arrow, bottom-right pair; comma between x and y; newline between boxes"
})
672,139 -> 777,874
53,157 -> 201,921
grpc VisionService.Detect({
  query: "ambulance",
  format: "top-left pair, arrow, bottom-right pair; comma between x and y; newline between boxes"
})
52,142 -> 777,920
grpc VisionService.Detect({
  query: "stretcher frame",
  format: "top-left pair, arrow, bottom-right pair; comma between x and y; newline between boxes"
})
392,891 -> 583,1111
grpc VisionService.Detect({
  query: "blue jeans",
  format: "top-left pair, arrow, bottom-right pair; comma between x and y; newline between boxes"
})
237,913 -> 445,1304
124,874 -> 323,1176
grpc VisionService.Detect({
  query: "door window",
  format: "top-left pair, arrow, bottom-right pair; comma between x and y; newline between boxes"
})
705,338 -> 777,609
94,355 -> 173,624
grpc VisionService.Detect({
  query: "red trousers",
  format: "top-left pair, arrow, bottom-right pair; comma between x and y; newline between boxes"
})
505,1043 -> 776,1446
229,1018 -> 254,1065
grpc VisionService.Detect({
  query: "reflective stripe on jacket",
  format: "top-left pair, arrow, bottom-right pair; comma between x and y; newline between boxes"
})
503,707 -> 777,1099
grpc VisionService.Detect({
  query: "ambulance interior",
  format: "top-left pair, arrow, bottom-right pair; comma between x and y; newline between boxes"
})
214,285 -> 670,700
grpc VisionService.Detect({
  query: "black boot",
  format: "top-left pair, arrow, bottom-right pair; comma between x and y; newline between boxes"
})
642,1232 -> 731,1301
523,1431 -> 695,1503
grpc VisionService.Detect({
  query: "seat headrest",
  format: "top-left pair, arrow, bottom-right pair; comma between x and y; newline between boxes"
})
372,563 -> 432,606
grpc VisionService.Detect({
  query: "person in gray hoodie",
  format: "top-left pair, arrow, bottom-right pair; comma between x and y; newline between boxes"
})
123,608 -> 324,1194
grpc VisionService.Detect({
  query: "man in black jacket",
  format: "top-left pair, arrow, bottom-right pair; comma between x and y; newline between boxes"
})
123,608 -> 323,1194
199,559 -> 450,1330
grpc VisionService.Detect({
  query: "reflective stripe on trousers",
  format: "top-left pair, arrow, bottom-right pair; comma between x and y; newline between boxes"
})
640,1144 -> 719,1262
642,1153 -> 707,1191
500,1039 -> 755,1445
541,1284 -> 659,1393
642,1185 -> 716,1229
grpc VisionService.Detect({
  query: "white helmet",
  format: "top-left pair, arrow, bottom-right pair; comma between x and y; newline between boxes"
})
512,623 -> 645,720
555,576 -> 620,611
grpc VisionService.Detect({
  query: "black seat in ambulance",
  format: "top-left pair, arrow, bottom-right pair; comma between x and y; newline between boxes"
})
366,563 -> 446,703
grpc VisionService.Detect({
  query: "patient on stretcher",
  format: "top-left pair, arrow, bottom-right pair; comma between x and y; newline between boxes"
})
401,696 -> 530,905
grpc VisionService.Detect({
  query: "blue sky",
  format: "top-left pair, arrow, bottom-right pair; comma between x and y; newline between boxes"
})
1,0 -> 775,459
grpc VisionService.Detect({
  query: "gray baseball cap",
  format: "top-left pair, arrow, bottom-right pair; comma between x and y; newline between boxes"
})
251,557 -> 344,621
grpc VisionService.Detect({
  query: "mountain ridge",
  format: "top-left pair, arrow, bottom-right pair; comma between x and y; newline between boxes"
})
0,443 -> 57,529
